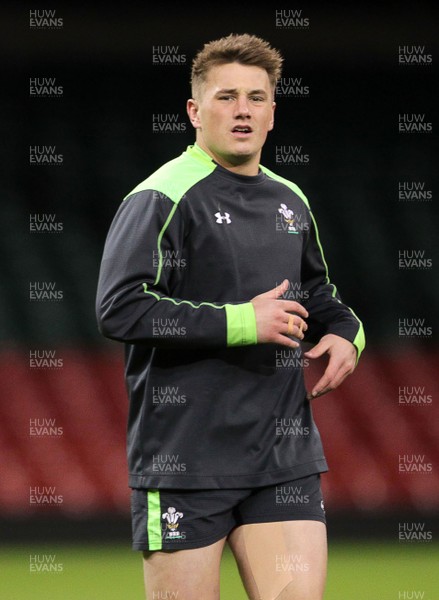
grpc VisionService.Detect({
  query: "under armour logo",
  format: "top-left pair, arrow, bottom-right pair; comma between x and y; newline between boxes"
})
214,211 -> 231,224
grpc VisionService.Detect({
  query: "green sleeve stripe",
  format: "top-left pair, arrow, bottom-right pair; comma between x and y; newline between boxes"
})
147,490 -> 162,551
259,166 -> 366,358
259,164 -> 311,209
125,145 -> 216,287
260,165 -> 336,296
351,316 -> 366,364
260,165 -> 337,295
311,213 -> 366,361
309,212 -> 337,298
225,303 -> 258,346
310,212 -> 366,358
142,285 -> 257,347
143,283 -> 226,310
154,203 -> 179,286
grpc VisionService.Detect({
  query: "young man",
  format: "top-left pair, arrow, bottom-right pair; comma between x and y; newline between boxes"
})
96,33 -> 365,600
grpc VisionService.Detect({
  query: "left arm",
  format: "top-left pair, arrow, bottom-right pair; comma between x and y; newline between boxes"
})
300,207 -> 365,398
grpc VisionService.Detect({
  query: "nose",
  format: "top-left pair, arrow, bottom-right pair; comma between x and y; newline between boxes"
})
234,95 -> 251,117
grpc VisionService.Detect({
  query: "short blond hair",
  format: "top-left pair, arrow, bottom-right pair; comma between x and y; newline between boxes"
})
191,33 -> 283,98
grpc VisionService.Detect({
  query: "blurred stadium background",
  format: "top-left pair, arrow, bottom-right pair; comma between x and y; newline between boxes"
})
1,3 -> 438,598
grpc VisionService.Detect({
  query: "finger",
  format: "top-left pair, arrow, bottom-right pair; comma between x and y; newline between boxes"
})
274,279 -> 290,298
258,279 -> 290,300
286,315 -> 307,339
307,388 -> 331,401
308,353 -> 341,397
308,360 -> 354,399
277,300 -> 309,318
308,373 -> 333,399
303,339 -> 329,359
274,333 -> 300,349
307,371 -> 348,400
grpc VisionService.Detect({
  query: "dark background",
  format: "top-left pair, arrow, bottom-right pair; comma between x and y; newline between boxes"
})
2,2 -> 438,346
0,1 -> 438,543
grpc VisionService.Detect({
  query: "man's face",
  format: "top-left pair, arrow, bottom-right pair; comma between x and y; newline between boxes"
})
187,62 -> 275,174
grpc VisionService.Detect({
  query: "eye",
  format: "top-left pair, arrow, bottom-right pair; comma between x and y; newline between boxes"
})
250,96 -> 265,102
218,95 -> 235,101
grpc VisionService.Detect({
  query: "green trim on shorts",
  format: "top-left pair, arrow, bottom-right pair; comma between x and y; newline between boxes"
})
147,490 -> 162,550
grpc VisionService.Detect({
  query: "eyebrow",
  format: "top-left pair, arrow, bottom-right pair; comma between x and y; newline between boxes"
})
215,88 -> 268,96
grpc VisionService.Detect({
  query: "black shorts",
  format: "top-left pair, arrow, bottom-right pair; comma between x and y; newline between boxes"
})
131,473 -> 326,551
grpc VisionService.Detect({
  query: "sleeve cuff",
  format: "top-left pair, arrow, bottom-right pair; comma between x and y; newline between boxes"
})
352,323 -> 366,364
224,303 -> 258,347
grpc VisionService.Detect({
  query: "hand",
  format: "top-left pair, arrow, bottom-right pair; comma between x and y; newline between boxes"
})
251,279 -> 308,349
304,333 -> 357,399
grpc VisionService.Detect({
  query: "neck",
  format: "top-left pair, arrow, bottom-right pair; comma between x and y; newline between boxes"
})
195,140 -> 260,176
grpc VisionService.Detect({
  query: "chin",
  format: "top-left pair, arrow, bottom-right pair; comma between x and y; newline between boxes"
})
226,151 -> 253,165
229,145 -> 256,159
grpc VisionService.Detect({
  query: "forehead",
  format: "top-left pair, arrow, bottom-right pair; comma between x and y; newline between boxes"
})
203,62 -> 272,93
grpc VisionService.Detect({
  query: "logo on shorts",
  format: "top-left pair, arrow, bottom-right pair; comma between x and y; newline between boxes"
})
162,506 -> 185,541
320,500 -> 325,513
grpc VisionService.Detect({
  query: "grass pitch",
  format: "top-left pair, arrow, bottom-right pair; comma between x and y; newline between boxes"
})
0,541 -> 437,599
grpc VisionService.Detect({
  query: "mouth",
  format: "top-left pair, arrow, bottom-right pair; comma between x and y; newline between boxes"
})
231,125 -> 253,137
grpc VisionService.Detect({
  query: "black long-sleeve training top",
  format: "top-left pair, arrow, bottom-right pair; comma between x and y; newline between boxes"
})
96,143 -> 365,490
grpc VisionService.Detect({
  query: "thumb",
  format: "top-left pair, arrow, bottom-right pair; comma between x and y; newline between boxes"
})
304,339 -> 330,359
258,278 -> 289,300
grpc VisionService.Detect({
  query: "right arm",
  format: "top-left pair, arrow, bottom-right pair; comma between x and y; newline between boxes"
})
96,191 -> 307,349
96,191 -> 258,348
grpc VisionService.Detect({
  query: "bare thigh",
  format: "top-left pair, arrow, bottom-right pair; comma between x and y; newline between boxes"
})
228,520 -> 327,600
143,536 -> 227,600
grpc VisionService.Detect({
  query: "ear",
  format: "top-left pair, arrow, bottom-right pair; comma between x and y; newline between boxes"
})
187,98 -> 201,129
268,101 -> 276,131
